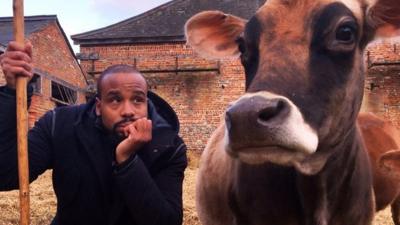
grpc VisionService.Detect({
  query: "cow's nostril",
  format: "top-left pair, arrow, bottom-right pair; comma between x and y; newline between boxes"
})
258,100 -> 287,123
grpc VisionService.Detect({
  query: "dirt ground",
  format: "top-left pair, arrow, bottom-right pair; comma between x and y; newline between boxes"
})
0,152 -> 394,225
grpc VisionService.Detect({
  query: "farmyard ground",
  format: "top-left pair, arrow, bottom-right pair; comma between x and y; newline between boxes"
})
0,152 -> 393,225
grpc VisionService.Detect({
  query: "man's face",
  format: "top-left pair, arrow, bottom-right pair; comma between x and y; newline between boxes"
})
96,72 -> 148,137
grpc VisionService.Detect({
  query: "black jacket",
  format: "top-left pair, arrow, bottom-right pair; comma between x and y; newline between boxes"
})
0,86 -> 187,225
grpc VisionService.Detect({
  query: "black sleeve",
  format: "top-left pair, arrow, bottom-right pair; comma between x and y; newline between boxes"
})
0,86 -> 53,191
114,136 -> 188,225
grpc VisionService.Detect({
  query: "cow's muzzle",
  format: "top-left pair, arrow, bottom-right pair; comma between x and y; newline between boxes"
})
224,92 -> 319,166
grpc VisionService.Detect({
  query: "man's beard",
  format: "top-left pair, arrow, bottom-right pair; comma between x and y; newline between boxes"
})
111,117 -> 135,142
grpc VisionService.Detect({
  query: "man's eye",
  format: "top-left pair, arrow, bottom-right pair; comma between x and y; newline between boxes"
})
110,97 -> 121,104
132,97 -> 145,103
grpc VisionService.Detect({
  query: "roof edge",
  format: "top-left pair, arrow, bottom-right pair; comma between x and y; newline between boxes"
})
71,0 -> 182,40
0,15 -> 58,22
74,35 -> 185,46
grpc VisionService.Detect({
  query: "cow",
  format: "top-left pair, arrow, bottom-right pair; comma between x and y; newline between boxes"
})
185,0 -> 400,225
358,112 -> 400,225
380,150 -> 400,180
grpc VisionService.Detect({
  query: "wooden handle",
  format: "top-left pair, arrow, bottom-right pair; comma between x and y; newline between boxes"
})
13,0 -> 30,225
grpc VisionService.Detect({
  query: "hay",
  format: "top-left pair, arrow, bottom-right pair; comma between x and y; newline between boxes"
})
0,151 -> 393,225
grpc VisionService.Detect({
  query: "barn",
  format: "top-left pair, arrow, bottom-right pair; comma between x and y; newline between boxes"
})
0,15 -> 87,127
71,0 -> 400,153
362,40 -> 400,127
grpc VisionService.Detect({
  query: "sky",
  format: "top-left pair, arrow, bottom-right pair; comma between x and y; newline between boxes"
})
1,0 -> 171,53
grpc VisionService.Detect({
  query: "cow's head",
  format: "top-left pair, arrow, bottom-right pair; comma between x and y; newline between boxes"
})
186,0 -> 400,175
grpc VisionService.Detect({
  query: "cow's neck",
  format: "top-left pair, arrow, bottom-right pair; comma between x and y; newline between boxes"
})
229,124 -> 374,225
296,124 -> 374,225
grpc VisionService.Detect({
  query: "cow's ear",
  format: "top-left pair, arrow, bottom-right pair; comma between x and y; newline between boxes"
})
367,0 -> 400,37
378,150 -> 400,178
185,10 -> 246,59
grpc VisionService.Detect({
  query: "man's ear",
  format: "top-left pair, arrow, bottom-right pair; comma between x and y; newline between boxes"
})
95,97 -> 101,116
367,0 -> 400,37
185,10 -> 246,59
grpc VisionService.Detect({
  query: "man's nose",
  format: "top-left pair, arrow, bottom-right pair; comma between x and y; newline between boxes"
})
121,101 -> 134,117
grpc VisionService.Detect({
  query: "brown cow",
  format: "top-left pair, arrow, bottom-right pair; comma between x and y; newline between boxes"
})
185,1 -> 400,225
380,150 -> 400,180
359,112 -> 400,225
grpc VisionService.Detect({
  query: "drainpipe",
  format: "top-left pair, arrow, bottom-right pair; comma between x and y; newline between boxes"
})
75,52 -> 99,98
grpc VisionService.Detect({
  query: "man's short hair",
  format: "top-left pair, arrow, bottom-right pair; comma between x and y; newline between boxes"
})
97,64 -> 142,97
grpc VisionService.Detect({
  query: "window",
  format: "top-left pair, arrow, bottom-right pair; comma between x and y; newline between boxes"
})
29,74 -> 41,94
51,81 -> 77,107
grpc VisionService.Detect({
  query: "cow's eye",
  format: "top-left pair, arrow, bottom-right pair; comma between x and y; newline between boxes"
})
335,23 -> 356,44
327,18 -> 358,53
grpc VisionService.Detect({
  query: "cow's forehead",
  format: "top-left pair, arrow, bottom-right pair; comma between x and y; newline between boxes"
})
258,0 -> 365,22
338,0 -> 363,18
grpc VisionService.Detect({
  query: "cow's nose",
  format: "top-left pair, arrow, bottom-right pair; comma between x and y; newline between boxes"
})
224,94 -> 318,158
257,98 -> 289,125
225,96 -> 290,141
226,96 -> 289,127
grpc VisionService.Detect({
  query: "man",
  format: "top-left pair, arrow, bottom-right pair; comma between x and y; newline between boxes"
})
0,41 -> 187,225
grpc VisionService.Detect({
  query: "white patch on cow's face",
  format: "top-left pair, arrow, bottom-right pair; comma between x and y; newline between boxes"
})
336,0 -> 363,19
224,91 -> 319,166
364,0 -> 378,9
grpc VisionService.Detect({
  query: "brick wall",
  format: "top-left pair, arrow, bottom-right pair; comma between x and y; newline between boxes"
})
80,43 -> 245,152
365,39 -> 400,65
4,30 -> 398,153
80,40 -> 400,152
362,39 -> 400,128
0,22 -> 87,128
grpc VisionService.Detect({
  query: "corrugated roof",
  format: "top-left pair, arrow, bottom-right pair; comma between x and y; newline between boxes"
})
71,0 -> 266,45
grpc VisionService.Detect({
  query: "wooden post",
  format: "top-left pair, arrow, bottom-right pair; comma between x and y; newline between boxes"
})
13,0 -> 30,225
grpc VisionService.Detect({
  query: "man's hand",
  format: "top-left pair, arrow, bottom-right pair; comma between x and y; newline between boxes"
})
115,118 -> 152,164
0,41 -> 33,89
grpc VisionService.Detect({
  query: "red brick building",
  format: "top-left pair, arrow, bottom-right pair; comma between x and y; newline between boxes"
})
362,39 -> 400,127
0,15 -> 88,128
72,0 -> 400,152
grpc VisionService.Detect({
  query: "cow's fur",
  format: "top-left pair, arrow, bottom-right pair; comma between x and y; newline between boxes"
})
186,0 -> 400,225
359,113 -> 400,225
380,150 -> 400,179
